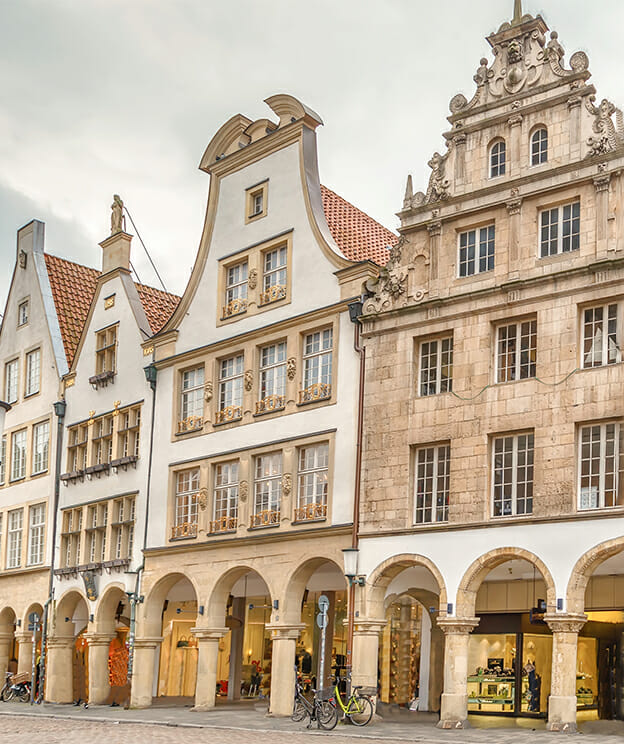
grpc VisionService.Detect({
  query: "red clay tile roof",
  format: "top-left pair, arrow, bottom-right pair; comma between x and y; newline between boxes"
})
43,253 -> 179,367
321,185 -> 397,265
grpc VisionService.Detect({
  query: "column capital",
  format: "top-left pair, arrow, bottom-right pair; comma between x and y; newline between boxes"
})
190,626 -> 228,641
46,636 -> 75,649
265,623 -> 305,641
84,633 -> 115,647
544,613 -> 587,634
427,220 -> 442,237
353,618 -> 386,636
133,636 -> 164,649
436,616 -> 479,635
508,114 -> 523,127
0,632 -> 15,643
593,174 -> 611,192
13,632 -> 32,644
506,198 -> 522,215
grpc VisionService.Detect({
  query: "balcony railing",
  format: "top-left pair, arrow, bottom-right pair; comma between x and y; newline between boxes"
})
259,284 -> 286,305
177,415 -> 204,434
171,521 -> 198,540
298,382 -> 331,405
250,509 -> 280,528
215,405 -> 242,425
255,394 -> 285,415
222,298 -> 248,319
210,515 -> 238,534
294,503 -> 328,523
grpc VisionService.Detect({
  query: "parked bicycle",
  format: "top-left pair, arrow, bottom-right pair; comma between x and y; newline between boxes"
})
1,672 -> 31,703
0,672 -> 13,702
291,671 -> 338,730
329,675 -> 374,726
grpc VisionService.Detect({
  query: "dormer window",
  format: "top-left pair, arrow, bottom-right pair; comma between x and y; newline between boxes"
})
531,128 -> 548,165
490,140 -> 506,178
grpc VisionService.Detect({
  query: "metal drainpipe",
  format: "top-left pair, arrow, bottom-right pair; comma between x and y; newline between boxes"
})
38,398 -> 66,702
345,302 -> 365,695
126,364 -> 157,690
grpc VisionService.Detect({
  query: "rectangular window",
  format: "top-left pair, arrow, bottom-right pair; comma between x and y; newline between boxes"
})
216,354 -> 244,424
32,420 -> 50,475
260,245 -> 287,304
27,504 -> 45,565
5,359 -> 18,404
7,509 -> 23,568
414,444 -> 450,524
252,452 -> 282,527
419,337 -> 453,396
578,422 -> 624,510
540,201 -> 580,257
492,433 -> 534,517
18,300 -> 29,327
582,303 -> 620,369
300,328 -> 333,404
93,415 -> 113,465
211,461 -> 239,533
25,348 -> 40,396
496,320 -> 537,383
95,326 -> 117,374
257,341 -> 286,414
179,366 -> 205,433
10,429 -> 27,481
0,435 -> 6,485
459,226 -> 495,277
295,443 -> 329,522
67,425 -> 88,472
118,406 -> 141,458
223,261 -> 248,318
245,182 -> 268,221
173,469 -> 199,539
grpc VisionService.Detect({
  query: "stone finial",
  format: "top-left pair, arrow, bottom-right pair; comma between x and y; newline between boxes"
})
403,175 -> 413,209
512,0 -> 523,25
111,194 -> 125,235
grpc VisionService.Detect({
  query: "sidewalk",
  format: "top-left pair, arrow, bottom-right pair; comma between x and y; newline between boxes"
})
1,700 -> 623,742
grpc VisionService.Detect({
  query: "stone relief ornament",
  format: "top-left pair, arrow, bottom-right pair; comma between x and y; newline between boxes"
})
204,381 -> 213,402
248,268 -> 258,290
287,357 -> 296,381
197,488 -> 208,511
585,96 -> 624,156
244,370 -> 253,391
402,175 -> 426,210
282,473 -> 292,496
424,152 -> 450,204
239,481 -> 248,503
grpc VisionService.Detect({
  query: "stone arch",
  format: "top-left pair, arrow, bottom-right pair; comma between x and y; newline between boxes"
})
94,583 -> 128,636
0,606 -> 16,634
365,553 -> 448,620
205,564 -> 274,627
23,602 -> 45,628
566,536 -> 624,615
54,589 -> 89,636
456,547 -> 556,618
280,555 -> 346,625
141,571 -> 200,638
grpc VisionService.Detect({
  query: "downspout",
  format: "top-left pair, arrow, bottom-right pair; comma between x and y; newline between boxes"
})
38,398 -> 67,702
126,363 -> 157,691
345,300 -> 365,694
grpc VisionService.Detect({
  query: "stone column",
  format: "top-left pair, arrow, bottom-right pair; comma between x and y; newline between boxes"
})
191,627 -> 228,711
86,634 -> 114,705
594,172 -> 611,259
545,614 -> 587,732
129,637 -> 162,709
45,636 -> 74,703
0,632 -> 13,681
14,632 -> 32,676
453,134 -> 467,185
436,616 -> 479,729
397,599 -> 413,704
507,114 -> 523,179
266,623 -> 305,717
351,618 -> 386,689
506,195 -> 522,280
427,220 -> 442,299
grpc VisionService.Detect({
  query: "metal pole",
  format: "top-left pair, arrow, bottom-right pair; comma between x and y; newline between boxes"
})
29,622 -> 38,704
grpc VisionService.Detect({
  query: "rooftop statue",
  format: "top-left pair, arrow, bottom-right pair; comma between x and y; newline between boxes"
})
111,194 -> 125,235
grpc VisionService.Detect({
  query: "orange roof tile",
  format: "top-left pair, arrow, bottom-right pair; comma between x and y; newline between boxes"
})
43,253 -> 179,367
321,185 -> 397,265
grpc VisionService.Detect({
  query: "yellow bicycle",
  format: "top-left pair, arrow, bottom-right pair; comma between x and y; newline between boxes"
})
329,678 -> 374,726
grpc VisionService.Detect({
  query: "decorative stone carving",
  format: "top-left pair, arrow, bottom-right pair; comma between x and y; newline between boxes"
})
402,174 -> 426,210
449,93 -> 468,114
508,114 -> 523,127
197,488 -> 208,511
248,268 -> 258,290
506,199 -> 522,215
593,174 -> 611,193
18,250 -> 27,269
427,221 -> 442,237
239,481 -> 248,503
585,96 -> 624,156
546,30 -> 564,60
424,151 -> 450,203
282,473 -> 292,496
473,58 -> 489,87
204,381 -> 213,402
111,194 -> 124,235
287,357 -> 296,381
569,51 -> 589,72
244,370 -> 253,391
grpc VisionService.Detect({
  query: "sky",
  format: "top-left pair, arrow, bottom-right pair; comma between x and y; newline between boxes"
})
1,0 -> 623,305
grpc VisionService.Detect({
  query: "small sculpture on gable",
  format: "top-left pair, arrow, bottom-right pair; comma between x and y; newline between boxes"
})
546,31 -> 564,60
425,152 -> 450,204
474,58 -> 489,87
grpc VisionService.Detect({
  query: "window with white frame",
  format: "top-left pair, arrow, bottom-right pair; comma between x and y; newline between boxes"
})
212,461 -> 239,533
490,140 -> 506,178
118,406 -> 141,458
296,443 -> 329,522
32,420 -> 50,475
252,452 -> 282,527
95,326 -> 117,374
531,128 -> 548,165
179,366 -> 205,432
300,328 -> 333,403
17,300 -> 29,327
10,429 -> 27,481
25,348 -> 40,396
0,435 -> 5,485
27,504 -> 45,565
7,508 -> 23,568
257,342 -> 286,414
5,359 -> 18,404
458,226 -> 495,277
414,444 -> 450,524
496,320 -> 537,383
260,245 -> 287,304
216,354 -> 244,423
419,336 -> 453,396
540,201 -> 580,257
112,495 -> 135,560
582,303 -> 621,369
60,507 -> 83,567
173,469 -> 199,538
223,261 -> 248,318
578,422 -> 624,510
492,432 -> 534,517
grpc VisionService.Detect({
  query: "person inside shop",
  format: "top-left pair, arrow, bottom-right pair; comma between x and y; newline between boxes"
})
523,658 -> 541,713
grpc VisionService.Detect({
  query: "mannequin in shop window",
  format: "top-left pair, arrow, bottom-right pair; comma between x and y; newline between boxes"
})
523,659 -> 541,712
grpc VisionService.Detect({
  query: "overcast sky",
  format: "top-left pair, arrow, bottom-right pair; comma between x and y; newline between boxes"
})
1,0 -> 623,305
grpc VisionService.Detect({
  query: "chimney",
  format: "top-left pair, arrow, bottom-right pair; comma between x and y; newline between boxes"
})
16,219 -> 45,269
99,194 -> 132,274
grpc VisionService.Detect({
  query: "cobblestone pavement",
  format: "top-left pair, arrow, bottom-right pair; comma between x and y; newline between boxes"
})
0,704 -> 623,744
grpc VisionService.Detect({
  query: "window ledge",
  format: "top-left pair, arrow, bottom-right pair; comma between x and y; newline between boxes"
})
110,455 -> 138,471
9,476 -> 26,484
85,463 -> 111,478
60,470 -> 85,484
89,370 -> 116,389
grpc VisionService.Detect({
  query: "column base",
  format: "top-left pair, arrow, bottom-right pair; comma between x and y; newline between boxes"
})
547,695 -> 578,732
437,692 -> 469,729
436,718 -> 470,729
190,705 -> 214,712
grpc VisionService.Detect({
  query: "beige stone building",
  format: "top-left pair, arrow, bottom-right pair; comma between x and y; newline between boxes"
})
355,0 -> 624,732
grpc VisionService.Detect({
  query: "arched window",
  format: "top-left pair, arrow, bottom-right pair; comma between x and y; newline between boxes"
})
531,128 -> 548,165
490,140 -> 506,178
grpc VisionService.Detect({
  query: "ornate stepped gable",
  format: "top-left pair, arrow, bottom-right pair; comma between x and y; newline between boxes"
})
364,0 -> 624,316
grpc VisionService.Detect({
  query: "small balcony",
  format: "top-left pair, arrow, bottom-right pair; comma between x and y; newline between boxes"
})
255,394 -> 285,415
171,521 -> 198,540
215,405 -> 242,425
177,415 -> 204,434
294,503 -> 327,523
259,284 -> 286,306
298,383 -> 331,405
222,298 -> 248,319
210,515 -> 238,534
250,510 -> 280,528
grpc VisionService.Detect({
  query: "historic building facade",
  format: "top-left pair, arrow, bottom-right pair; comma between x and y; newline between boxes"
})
355,1 -> 624,732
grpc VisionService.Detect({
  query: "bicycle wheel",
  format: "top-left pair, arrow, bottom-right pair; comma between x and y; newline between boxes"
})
1,687 -> 14,702
348,695 -> 373,726
317,700 -> 338,730
18,688 -> 30,703
292,698 -> 307,723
